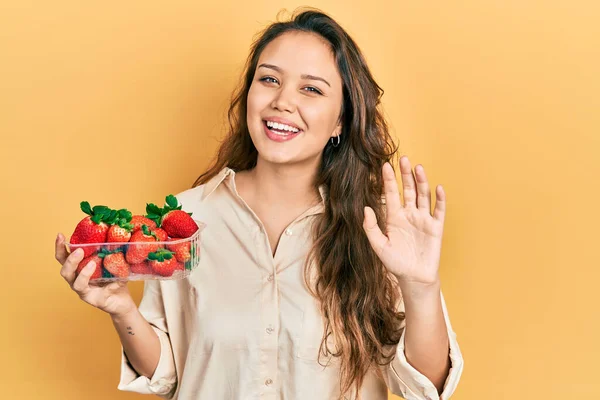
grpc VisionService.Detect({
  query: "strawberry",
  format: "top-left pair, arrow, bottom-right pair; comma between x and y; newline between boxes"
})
130,261 -> 153,275
161,210 -> 198,238
75,254 -> 103,280
102,267 -> 114,278
101,251 -> 130,278
106,209 -> 134,250
166,238 -> 191,263
130,215 -> 157,232
125,225 -> 161,264
146,195 -> 199,238
107,225 -> 132,242
152,227 -> 169,242
69,202 -> 114,257
147,248 -> 181,277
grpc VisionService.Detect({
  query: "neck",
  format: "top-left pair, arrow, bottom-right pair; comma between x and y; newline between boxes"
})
241,159 -> 321,209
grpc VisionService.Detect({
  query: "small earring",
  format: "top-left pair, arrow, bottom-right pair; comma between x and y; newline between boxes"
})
331,135 -> 340,147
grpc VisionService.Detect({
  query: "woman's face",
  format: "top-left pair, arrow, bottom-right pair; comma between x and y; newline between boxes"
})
246,31 -> 344,167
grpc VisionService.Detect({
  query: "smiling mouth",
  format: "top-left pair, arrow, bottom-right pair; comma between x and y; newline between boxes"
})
263,120 -> 302,136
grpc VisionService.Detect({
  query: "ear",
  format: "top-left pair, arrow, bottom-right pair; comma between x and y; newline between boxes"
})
331,122 -> 342,138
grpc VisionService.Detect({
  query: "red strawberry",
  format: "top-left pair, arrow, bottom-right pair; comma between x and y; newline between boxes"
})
161,210 -> 198,238
166,238 -> 191,263
69,202 -> 113,257
147,248 -> 180,277
130,215 -> 157,232
75,254 -> 103,280
106,209 -> 134,250
125,225 -> 161,264
146,195 -> 198,238
152,227 -> 168,242
102,252 -> 130,278
106,225 -> 131,249
130,261 -> 153,275
173,261 -> 185,274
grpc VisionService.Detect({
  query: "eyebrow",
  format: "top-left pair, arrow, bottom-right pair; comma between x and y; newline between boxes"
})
257,63 -> 331,87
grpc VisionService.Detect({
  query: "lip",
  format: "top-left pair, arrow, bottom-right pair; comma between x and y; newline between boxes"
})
263,116 -> 303,131
262,120 -> 301,142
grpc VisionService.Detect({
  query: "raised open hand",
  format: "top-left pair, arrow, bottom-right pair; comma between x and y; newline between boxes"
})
363,156 -> 446,287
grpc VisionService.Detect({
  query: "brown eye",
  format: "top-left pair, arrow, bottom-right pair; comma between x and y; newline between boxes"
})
304,86 -> 323,95
259,76 -> 278,84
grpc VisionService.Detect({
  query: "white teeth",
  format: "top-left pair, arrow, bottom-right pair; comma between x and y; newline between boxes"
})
271,130 -> 289,136
266,120 -> 299,133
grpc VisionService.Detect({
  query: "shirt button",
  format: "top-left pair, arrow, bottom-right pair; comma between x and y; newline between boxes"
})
265,378 -> 273,386
267,274 -> 274,282
266,326 -> 274,334
284,228 -> 293,236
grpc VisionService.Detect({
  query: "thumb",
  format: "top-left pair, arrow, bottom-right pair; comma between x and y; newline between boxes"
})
363,206 -> 388,257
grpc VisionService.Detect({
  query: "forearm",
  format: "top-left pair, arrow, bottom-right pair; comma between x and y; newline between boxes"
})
111,307 -> 161,379
399,280 -> 451,394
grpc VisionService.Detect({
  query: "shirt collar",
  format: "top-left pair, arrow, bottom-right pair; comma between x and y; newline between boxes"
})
201,167 -> 326,215
200,167 -> 232,201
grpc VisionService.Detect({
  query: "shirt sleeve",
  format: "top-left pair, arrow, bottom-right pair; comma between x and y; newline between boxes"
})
382,290 -> 464,400
117,279 -> 178,398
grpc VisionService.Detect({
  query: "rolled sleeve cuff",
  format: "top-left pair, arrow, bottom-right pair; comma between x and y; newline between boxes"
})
117,326 -> 177,398
388,327 -> 464,400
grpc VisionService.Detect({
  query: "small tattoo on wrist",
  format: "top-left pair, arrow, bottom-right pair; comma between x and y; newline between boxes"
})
126,326 -> 135,336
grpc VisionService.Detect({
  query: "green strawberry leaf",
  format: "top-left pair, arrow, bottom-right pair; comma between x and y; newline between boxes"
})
146,203 -> 162,215
141,224 -> 151,236
148,252 -> 157,260
80,201 -> 93,216
93,206 -> 110,216
164,253 -> 173,260
165,195 -> 178,209
117,209 -> 132,221
91,214 -> 103,224
187,212 -> 193,216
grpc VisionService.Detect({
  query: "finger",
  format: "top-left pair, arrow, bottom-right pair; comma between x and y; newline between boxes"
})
399,156 -> 417,209
105,281 -> 126,291
72,260 -> 95,294
382,162 -> 402,219
414,164 -> 432,213
55,233 -> 69,264
433,185 -> 446,222
363,206 -> 388,258
60,248 -> 84,285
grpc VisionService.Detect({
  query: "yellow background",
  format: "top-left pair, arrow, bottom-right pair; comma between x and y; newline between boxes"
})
1,1 -> 598,399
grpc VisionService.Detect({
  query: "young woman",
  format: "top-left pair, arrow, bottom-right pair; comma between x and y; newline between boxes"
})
56,9 -> 463,400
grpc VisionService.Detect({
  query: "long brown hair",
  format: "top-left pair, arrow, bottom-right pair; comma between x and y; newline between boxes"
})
192,8 -> 405,398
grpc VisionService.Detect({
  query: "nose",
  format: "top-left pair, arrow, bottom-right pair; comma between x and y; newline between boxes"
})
270,84 -> 296,113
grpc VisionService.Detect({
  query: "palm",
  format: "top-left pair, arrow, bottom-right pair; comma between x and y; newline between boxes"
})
363,157 -> 446,286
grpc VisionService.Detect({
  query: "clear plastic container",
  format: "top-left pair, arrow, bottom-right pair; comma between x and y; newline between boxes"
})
67,222 -> 205,283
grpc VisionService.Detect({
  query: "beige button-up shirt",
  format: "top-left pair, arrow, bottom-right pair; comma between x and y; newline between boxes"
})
117,167 -> 464,399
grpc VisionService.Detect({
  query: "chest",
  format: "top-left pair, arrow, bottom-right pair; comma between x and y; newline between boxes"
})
255,209 -> 296,257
